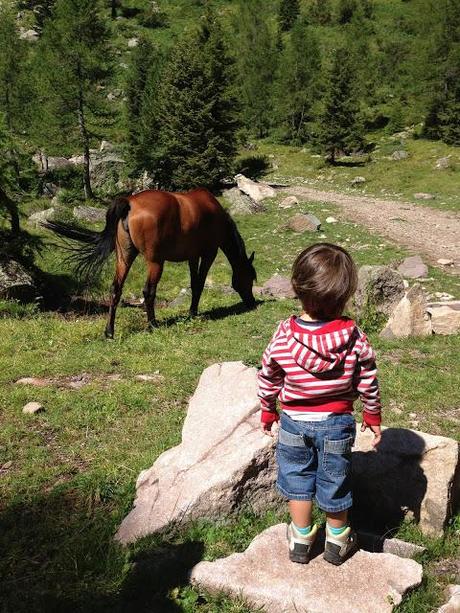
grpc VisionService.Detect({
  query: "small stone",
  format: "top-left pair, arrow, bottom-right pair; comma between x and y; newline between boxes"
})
435,157 -> 451,170
135,373 -> 163,382
127,38 -> 139,48
287,213 -> 321,233
391,150 -> 409,160
326,216 -> 338,224
437,259 -> 454,266
279,196 -> 298,209
414,192 -> 435,200
409,413 -> 417,419
351,176 -> 366,185
22,402 -> 45,415
398,255 -> 428,279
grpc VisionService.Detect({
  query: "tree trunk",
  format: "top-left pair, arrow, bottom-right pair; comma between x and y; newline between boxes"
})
77,81 -> 94,200
0,186 -> 20,234
111,0 -> 117,19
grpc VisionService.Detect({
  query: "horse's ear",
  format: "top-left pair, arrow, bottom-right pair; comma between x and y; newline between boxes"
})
249,251 -> 255,263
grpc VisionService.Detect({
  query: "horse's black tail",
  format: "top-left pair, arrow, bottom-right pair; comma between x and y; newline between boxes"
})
42,195 -> 131,285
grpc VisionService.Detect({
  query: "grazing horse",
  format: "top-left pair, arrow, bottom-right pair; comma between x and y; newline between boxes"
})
44,188 -> 257,338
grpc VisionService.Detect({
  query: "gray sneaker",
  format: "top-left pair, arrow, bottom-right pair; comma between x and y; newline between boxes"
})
287,522 -> 318,564
324,525 -> 358,565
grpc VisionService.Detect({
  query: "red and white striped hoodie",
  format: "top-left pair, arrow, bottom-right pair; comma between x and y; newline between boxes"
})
258,316 -> 381,426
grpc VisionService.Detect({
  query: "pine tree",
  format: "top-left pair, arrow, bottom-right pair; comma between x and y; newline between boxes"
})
151,10 -> 239,190
316,46 -> 365,163
35,0 -> 113,199
424,0 -> 460,145
278,0 -> 300,32
234,0 -> 277,138
274,19 -> 322,144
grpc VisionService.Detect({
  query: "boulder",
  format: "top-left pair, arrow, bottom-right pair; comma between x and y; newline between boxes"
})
73,205 -> 106,223
287,213 -> 321,233
435,157 -> 451,170
354,265 -> 405,316
235,174 -> 276,203
0,259 -> 37,303
190,524 -> 423,613
439,585 -> 460,613
426,301 -> 460,335
391,150 -> 409,160
222,187 -> 264,215
46,156 -> 73,171
414,192 -> 435,200
28,208 -> 56,227
90,153 -> 126,191
351,176 -> 366,186
397,255 -> 428,279
260,274 -> 296,299
380,284 -> 432,339
353,426 -> 460,537
279,196 -> 298,209
115,362 -> 278,544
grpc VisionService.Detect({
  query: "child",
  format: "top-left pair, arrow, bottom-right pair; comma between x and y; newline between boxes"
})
258,243 -> 381,566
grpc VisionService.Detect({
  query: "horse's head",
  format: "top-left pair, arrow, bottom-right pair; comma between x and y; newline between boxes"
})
232,251 -> 257,309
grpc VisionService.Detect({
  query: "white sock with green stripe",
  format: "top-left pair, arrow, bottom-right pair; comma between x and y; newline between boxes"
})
293,523 -> 312,536
328,524 -> 348,536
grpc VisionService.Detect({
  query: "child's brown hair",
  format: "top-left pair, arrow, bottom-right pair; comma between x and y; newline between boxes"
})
291,243 -> 358,320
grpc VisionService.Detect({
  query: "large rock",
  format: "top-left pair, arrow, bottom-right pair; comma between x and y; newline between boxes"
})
190,524 -> 423,613
287,213 -> 321,233
427,301 -> 460,335
73,205 -> 106,223
28,208 -> 56,227
235,174 -> 276,203
380,284 -> 432,339
397,255 -> 428,279
115,362 -> 278,544
354,265 -> 405,316
90,153 -> 126,191
439,585 -> 460,613
260,274 -> 296,299
353,426 -> 460,537
0,259 -> 37,303
222,187 -> 264,215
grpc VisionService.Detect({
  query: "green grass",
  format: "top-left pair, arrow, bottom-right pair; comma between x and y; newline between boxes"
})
1,192 -> 459,611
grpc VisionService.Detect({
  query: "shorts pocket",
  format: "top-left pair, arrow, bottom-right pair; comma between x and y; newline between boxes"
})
322,436 -> 353,477
276,428 -> 315,478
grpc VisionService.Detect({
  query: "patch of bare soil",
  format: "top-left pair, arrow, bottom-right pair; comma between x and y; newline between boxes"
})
14,372 -> 164,389
286,186 -> 460,273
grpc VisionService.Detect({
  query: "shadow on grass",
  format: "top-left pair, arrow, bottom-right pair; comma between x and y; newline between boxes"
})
0,487 -> 205,613
159,298 -> 264,328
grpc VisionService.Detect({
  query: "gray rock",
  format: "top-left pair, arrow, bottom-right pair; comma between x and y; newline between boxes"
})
46,156 -> 73,171
279,196 -> 298,209
435,157 -> 451,170
190,524 -> 423,613
22,402 -> 44,414
115,362 -> 278,544
438,585 -> 460,613
380,284 -> 432,339
426,301 -> 460,335
358,531 -> 426,559
414,192 -> 435,200
0,259 -> 37,302
73,205 -> 106,223
222,188 -> 264,215
127,37 -> 139,48
397,255 -> 428,279
351,176 -> 366,185
391,150 -> 409,160
260,274 -> 296,299
354,265 -> 405,316
42,183 -> 59,197
100,140 -> 115,152
287,213 -> 321,233
19,28 -> 39,42
235,174 -> 276,202
28,208 -> 56,227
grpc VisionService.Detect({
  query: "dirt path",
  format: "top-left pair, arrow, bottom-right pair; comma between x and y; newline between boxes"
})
286,186 -> 460,274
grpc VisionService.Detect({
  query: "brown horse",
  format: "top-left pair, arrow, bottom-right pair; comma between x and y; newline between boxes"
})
44,188 -> 256,338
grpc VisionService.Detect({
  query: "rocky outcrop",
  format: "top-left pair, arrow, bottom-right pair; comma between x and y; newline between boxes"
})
235,174 -> 276,202
222,188 -> 264,215
190,524 -> 423,613
73,206 -> 106,223
115,362 -> 279,544
427,302 -> 460,335
0,259 -> 37,303
28,208 -> 56,227
380,284 -> 432,339
354,265 -> 405,316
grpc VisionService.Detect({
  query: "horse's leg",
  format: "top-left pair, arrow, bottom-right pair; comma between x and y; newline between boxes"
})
190,250 -> 217,317
105,246 -> 137,339
143,261 -> 164,329
188,257 -> 200,317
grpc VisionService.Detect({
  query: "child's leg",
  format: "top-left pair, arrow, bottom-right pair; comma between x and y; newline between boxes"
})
289,500 -> 313,529
326,509 -> 348,529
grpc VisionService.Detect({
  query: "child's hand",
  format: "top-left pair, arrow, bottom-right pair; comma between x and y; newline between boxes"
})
261,422 -> 275,437
361,422 -> 382,447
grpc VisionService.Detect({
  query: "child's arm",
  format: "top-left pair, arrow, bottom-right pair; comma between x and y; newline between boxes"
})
355,333 -> 382,446
258,324 -> 285,434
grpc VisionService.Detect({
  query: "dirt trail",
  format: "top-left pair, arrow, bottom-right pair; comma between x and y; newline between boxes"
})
286,186 -> 460,274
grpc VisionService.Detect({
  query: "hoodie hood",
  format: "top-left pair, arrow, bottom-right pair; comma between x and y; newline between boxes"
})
285,316 -> 357,373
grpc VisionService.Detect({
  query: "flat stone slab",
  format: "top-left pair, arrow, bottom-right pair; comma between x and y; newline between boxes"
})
398,255 -> 428,279
190,524 -> 423,613
116,362 -> 278,544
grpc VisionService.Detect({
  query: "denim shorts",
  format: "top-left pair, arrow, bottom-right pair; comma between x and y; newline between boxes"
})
276,412 -> 356,513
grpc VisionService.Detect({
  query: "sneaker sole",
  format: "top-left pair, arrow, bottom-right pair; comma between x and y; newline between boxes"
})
289,550 -> 310,564
323,543 -> 358,566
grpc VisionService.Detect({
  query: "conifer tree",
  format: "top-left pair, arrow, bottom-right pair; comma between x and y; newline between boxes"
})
35,0 -> 113,199
274,19 -> 322,143
150,10 -> 239,189
234,0 -> 277,138
278,0 -> 300,32
316,46 -> 365,163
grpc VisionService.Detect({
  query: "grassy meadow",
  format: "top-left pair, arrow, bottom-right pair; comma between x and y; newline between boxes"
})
1,187 -> 459,612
